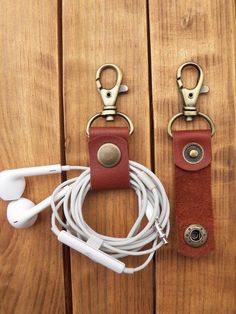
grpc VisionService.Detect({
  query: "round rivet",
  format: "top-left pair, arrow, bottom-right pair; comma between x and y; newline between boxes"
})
189,149 -> 199,158
184,224 -> 208,247
97,143 -> 121,168
183,143 -> 204,164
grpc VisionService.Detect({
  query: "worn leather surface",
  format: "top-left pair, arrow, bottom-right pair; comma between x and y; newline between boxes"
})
89,127 -> 130,190
173,129 -> 215,257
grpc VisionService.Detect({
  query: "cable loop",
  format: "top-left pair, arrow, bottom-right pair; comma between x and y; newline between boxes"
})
50,161 -> 170,273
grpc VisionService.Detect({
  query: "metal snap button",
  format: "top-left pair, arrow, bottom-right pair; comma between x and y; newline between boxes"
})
183,143 -> 204,164
184,224 -> 208,247
97,143 -> 121,168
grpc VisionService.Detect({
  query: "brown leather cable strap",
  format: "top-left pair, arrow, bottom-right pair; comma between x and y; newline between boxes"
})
173,129 -> 215,257
88,127 -> 130,190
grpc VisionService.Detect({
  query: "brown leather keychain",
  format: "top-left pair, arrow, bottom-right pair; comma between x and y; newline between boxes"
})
75,64 -> 170,273
168,62 -> 215,257
86,64 -> 134,190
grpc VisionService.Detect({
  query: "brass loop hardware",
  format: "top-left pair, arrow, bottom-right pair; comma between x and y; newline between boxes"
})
86,64 -> 134,136
168,112 -> 215,138
168,62 -> 215,137
86,111 -> 134,136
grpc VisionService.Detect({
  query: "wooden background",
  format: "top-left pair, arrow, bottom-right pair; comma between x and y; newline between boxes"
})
0,1 -> 235,313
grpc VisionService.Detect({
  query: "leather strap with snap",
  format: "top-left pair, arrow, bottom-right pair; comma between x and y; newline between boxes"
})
173,129 -> 215,257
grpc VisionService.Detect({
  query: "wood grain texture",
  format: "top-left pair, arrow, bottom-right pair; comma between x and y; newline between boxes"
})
1,1 -> 236,313
149,0 -> 236,313
62,1 -> 153,313
0,1 -> 65,313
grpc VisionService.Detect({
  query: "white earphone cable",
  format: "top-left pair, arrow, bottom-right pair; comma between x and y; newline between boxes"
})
50,161 -> 170,274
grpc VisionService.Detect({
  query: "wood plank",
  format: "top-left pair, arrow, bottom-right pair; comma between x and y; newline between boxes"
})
149,0 -> 236,313
0,1 -> 66,313
62,1 -> 153,313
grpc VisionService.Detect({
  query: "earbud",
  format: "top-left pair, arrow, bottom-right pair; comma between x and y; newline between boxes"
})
7,186 -> 69,228
0,164 -> 70,201
7,198 -> 37,228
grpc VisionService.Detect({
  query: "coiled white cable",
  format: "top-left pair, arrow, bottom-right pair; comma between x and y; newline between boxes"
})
50,161 -> 170,274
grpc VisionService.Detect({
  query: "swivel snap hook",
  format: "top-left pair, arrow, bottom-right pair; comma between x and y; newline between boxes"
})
177,61 -> 209,121
86,64 -> 134,136
96,64 -> 128,121
167,62 -> 215,137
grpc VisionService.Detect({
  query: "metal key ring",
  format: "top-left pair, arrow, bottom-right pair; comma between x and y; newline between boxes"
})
86,111 -> 134,136
167,111 -> 215,138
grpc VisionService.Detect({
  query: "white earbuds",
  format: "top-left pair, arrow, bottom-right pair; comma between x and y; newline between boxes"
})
0,164 -> 70,201
6,187 -> 69,228
0,164 -> 76,228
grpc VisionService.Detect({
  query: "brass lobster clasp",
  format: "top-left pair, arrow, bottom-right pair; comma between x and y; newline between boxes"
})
167,62 -> 215,137
177,62 -> 209,121
95,64 -> 128,121
86,64 -> 134,136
